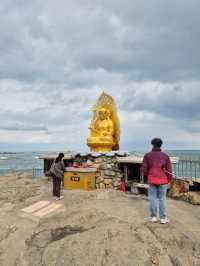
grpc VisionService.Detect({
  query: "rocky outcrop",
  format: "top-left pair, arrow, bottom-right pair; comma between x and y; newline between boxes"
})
188,191 -> 200,205
1,173 -> 200,266
20,191 -> 200,266
169,179 -> 200,205
168,179 -> 189,198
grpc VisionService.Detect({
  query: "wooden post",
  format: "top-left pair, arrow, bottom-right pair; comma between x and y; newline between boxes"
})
124,164 -> 128,183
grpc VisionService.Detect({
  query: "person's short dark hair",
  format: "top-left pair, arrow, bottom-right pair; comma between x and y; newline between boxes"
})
55,152 -> 65,162
151,138 -> 163,148
59,152 -> 65,158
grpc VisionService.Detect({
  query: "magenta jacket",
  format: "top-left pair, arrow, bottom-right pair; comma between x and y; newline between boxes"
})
142,148 -> 172,185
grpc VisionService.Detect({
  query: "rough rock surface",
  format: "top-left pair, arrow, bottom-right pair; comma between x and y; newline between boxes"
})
0,174 -> 200,266
168,179 -> 200,205
168,179 -> 190,197
188,191 -> 200,205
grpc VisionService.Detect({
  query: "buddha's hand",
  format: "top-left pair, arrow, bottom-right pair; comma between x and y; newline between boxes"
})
102,132 -> 109,136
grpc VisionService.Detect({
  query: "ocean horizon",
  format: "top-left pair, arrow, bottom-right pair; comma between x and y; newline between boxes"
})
1,150 -> 200,176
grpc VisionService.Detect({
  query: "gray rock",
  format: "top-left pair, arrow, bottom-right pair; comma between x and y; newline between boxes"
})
99,163 -> 108,170
103,176 -> 114,179
95,172 -> 101,177
116,173 -> 123,178
99,183 -> 106,189
94,157 -> 104,163
96,177 -> 104,184
106,164 -> 113,170
92,163 -> 101,169
105,158 -> 112,162
113,181 -> 120,186
80,153 -> 89,157
188,192 -> 200,205
91,152 -> 102,157
104,170 -> 116,177
86,160 -> 93,166
104,179 -> 113,185
116,151 -> 128,157
105,152 -> 115,157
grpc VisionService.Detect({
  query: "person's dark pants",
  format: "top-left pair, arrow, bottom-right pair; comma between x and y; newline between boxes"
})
52,178 -> 61,197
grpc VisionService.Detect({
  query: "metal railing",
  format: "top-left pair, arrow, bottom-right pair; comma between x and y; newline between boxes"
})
173,160 -> 200,180
32,168 -> 43,178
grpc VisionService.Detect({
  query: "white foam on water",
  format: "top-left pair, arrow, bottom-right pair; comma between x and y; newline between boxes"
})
0,157 -> 8,160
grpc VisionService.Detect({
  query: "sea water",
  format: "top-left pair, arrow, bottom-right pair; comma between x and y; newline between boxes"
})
1,150 -> 200,178
135,150 -> 200,179
0,152 -> 43,175
167,150 -> 200,179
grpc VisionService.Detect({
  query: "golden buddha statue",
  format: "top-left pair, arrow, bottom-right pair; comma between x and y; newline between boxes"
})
87,92 -> 120,152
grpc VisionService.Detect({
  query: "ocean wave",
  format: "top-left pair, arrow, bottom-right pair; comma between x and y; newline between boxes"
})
0,156 -> 8,160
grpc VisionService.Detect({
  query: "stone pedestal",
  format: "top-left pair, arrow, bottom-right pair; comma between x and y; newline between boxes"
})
73,152 -> 129,190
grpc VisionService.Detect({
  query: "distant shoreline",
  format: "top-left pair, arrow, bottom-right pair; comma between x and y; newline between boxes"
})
1,149 -> 200,153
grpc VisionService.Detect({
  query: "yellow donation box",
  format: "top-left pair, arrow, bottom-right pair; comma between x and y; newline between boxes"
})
64,167 -> 97,190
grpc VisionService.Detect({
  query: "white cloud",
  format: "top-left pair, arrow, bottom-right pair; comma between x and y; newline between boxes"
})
0,1 -> 200,151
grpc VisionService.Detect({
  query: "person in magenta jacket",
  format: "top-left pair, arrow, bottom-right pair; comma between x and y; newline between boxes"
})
142,138 -> 172,224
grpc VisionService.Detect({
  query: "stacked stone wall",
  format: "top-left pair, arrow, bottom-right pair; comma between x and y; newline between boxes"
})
74,153 -> 127,190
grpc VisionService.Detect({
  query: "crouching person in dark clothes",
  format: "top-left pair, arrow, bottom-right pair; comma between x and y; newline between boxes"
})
50,153 -> 65,200
142,138 -> 172,224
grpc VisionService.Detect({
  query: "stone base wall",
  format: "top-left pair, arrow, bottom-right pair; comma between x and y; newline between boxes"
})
74,153 -> 127,190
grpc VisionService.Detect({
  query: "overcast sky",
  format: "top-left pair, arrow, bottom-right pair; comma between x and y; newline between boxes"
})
0,0 -> 200,152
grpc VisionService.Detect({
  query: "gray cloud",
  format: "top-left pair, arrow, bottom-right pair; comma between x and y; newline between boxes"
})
119,82 -> 200,120
0,124 -> 48,132
0,0 -> 200,150
1,0 -> 200,83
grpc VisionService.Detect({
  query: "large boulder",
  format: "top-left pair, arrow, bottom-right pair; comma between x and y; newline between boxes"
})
188,192 -> 200,205
168,179 -> 189,198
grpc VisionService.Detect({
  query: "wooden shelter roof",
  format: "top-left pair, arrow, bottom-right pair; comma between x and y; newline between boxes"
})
39,153 -> 74,160
117,155 -> 179,164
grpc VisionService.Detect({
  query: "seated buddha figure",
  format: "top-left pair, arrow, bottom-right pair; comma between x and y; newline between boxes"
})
87,108 -> 115,151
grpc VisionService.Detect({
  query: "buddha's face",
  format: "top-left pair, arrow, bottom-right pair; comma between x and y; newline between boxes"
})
98,108 -> 107,120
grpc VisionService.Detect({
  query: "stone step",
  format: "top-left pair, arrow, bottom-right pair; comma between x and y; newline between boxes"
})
21,201 -> 50,213
34,203 -> 63,217
20,200 -> 64,221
